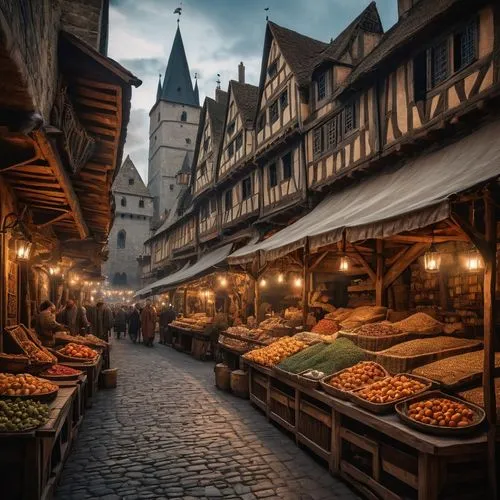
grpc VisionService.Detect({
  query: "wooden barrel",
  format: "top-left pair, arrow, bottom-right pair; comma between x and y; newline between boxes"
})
230,369 -> 249,399
214,363 -> 231,391
101,368 -> 118,388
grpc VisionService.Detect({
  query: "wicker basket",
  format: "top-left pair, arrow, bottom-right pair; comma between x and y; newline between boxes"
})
0,386 -> 59,403
350,373 -> 433,414
296,370 -> 324,390
4,325 -> 57,366
375,339 -> 483,374
0,353 -> 30,374
273,366 -> 299,383
396,390 -> 485,436
320,362 -> 389,400
51,347 -> 96,364
338,329 -> 412,352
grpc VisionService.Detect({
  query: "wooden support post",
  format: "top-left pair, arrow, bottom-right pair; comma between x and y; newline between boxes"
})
483,190 -> 497,500
254,278 -> 261,323
183,288 -> 188,317
302,242 -> 310,327
375,240 -> 385,307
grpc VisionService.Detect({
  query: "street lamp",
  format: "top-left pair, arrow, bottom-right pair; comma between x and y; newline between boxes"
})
15,240 -> 32,261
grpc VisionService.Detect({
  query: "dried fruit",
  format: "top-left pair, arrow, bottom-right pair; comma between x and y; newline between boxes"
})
355,375 -> 428,404
59,343 -> 97,359
243,338 -> 306,367
392,312 -> 443,334
356,323 -> 402,337
0,373 -> 58,396
41,365 -> 81,376
327,362 -> 387,391
407,398 -> 476,428
0,399 -> 50,432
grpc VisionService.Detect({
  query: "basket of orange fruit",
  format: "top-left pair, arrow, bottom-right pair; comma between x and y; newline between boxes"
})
0,373 -> 59,402
55,343 -> 98,363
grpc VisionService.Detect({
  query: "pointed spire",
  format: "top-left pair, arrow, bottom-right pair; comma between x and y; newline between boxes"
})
156,74 -> 162,102
160,25 -> 198,106
193,74 -> 199,106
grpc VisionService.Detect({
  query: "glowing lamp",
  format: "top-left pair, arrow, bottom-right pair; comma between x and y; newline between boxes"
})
424,245 -> 441,273
339,256 -> 350,272
294,277 -> 302,288
16,240 -> 32,261
277,273 -> 284,283
220,277 -> 228,287
259,279 -> 267,288
465,250 -> 482,272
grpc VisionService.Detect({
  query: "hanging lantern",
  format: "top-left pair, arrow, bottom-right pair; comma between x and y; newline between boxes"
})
259,278 -> 267,288
293,277 -> 302,288
277,273 -> 284,283
465,249 -> 482,272
16,240 -> 32,261
339,256 -> 350,272
219,277 -> 228,287
424,245 -> 441,273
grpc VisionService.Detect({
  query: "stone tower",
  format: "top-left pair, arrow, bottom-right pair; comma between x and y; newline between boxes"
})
104,156 -> 153,288
148,25 -> 201,225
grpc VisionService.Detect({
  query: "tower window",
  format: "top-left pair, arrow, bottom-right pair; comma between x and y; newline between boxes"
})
128,178 -> 134,185
185,138 -> 191,144
181,111 -> 187,122
157,112 -> 160,122
117,230 -> 126,249
170,184 -> 174,191
139,199 -> 145,208
120,197 -> 127,207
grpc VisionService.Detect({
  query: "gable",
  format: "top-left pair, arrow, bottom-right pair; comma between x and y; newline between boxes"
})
113,156 -> 150,197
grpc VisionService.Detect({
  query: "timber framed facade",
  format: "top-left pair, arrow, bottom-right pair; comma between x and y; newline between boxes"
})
140,0 -> 500,288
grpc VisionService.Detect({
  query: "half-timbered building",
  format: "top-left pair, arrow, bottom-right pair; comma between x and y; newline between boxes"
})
192,91 -> 228,245
216,75 -> 260,234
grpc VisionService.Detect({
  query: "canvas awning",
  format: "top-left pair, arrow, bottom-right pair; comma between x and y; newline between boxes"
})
136,244 -> 233,296
229,120 -> 500,265
133,262 -> 190,299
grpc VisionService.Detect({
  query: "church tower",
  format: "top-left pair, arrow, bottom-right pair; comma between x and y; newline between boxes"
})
148,25 -> 201,225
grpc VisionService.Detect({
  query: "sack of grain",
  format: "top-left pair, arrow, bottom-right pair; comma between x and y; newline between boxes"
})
392,312 -> 443,334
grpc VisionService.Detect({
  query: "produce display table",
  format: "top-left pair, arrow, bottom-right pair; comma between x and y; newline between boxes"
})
168,325 -> 214,360
61,354 -> 103,408
246,361 -> 488,500
54,374 -> 88,434
0,387 -> 78,500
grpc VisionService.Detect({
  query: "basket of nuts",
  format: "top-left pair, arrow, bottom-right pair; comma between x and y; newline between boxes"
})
396,391 -> 485,435
350,373 -> 433,414
320,361 -> 389,400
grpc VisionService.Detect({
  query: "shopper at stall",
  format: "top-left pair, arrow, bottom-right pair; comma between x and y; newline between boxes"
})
141,300 -> 156,347
35,301 -> 65,347
159,305 -> 176,344
93,301 -> 114,341
128,304 -> 141,344
57,299 -> 90,335
114,305 -> 127,340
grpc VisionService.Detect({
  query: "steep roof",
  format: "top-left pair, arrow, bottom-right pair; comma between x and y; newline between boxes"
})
112,155 -> 151,197
178,151 -> 193,175
266,22 -> 329,87
230,80 -> 259,126
159,26 -> 198,107
347,0 -> 463,87
317,2 -> 383,66
207,93 -> 228,147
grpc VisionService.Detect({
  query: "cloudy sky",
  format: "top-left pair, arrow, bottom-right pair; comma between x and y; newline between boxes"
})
109,0 -> 398,182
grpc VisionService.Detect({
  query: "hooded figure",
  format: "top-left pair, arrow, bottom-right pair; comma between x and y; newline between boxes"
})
57,299 -> 90,335
35,301 -> 64,347
140,300 -> 156,347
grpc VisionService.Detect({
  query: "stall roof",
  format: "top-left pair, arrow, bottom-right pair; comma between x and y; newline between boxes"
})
135,244 -> 233,297
228,120 -> 500,265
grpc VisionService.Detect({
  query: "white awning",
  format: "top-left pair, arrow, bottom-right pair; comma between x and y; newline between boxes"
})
229,120 -> 500,265
133,262 -> 191,299
150,244 -> 233,293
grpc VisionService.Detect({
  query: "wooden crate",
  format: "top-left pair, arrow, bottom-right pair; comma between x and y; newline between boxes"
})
269,386 -> 295,431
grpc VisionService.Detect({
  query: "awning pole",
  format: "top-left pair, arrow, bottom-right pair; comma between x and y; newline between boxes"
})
302,240 -> 310,328
483,189 -> 497,499
375,239 -> 386,307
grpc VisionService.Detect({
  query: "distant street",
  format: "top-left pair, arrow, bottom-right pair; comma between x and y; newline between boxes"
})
55,340 -> 358,500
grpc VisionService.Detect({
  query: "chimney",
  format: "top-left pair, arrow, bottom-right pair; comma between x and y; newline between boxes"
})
238,62 -> 245,84
398,0 -> 417,19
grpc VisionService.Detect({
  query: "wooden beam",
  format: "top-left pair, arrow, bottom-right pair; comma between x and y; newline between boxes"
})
451,211 -> 493,261
309,251 -> 329,271
375,240 -> 385,306
385,247 -> 408,268
482,190 -> 497,500
34,131 -> 90,240
35,212 -> 71,229
387,234 -> 468,243
383,243 -> 427,290
349,250 -> 377,284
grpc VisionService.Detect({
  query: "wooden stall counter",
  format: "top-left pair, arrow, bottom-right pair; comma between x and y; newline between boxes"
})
0,387 -> 78,500
168,324 -> 214,360
247,361 -> 489,500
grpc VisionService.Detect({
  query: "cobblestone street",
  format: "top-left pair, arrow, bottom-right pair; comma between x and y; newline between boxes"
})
55,340 -> 358,500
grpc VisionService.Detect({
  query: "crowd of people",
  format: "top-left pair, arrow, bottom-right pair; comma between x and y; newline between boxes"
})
34,298 -> 177,348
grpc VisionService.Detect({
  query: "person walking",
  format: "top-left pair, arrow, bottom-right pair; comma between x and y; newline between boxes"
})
140,300 -> 156,347
35,301 -> 65,347
159,304 -> 176,344
128,304 -> 141,344
114,305 -> 127,340
93,301 -> 114,342
57,299 -> 90,335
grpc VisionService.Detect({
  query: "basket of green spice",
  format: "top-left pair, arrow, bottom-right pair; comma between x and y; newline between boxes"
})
275,338 -> 366,385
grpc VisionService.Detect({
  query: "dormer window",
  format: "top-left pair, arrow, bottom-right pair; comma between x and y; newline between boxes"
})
268,61 -> 278,79
317,71 -> 328,101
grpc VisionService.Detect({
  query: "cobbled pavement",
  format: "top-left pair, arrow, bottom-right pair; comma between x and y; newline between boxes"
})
55,339 -> 359,500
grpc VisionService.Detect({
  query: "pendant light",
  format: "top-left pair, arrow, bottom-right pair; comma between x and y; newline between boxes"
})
424,231 -> 441,273
465,247 -> 482,272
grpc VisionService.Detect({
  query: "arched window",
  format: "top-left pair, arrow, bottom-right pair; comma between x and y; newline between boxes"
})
120,197 -> 127,207
117,230 -> 126,249
180,111 -> 187,122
